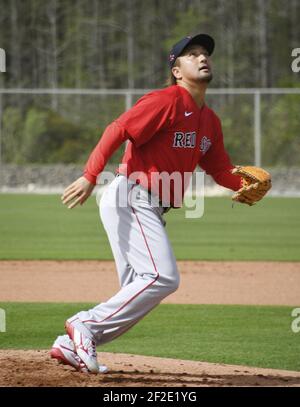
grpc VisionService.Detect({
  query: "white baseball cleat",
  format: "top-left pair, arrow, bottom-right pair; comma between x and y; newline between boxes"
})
65,321 -> 101,374
50,334 -> 108,374
50,335 -> 89,372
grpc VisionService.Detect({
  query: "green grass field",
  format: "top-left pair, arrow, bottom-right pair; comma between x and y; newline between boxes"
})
0,302 -> 299,371
0,194 -> 299,260
0,194 -> 299,373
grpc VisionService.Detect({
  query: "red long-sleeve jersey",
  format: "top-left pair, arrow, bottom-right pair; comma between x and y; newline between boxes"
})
84,85 -> 241,206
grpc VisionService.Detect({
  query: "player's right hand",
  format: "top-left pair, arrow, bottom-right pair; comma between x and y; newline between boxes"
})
61,176 -> 95,209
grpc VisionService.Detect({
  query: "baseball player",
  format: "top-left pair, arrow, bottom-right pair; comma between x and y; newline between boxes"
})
50,33 -> 270,373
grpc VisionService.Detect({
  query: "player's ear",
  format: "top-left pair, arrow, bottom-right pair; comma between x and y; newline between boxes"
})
172,66 -> 182,80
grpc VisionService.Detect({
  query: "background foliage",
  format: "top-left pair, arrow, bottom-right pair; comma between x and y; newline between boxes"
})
0,0 -> 299,165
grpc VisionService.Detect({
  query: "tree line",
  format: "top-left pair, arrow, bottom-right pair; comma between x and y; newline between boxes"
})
0,0 -> 299,166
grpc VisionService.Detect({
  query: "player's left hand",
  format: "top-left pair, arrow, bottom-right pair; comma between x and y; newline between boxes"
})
61,176 -> 95,209
231,165 -> 272,206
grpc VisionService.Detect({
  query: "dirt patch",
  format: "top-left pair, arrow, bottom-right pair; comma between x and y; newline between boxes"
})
0,260 -> 300,305
0,350 -> 300,387
1,260 -> 300,387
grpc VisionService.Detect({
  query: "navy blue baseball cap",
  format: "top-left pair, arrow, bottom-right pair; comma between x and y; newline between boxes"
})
169,34 -> 215,68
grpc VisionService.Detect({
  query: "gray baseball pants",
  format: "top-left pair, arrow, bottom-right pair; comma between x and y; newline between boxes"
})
67,174 -> 179,345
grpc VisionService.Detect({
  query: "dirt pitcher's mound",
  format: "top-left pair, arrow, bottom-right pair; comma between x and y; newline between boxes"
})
1,350 -> 300,387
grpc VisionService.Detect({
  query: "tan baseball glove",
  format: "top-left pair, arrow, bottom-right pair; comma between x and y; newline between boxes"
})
231,166 -> 272,206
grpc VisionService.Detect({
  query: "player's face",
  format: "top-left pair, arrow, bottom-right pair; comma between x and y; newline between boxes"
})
173,45 -> 213,83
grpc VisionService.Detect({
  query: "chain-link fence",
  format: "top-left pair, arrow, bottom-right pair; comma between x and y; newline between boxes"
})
0,88 -> 299,195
